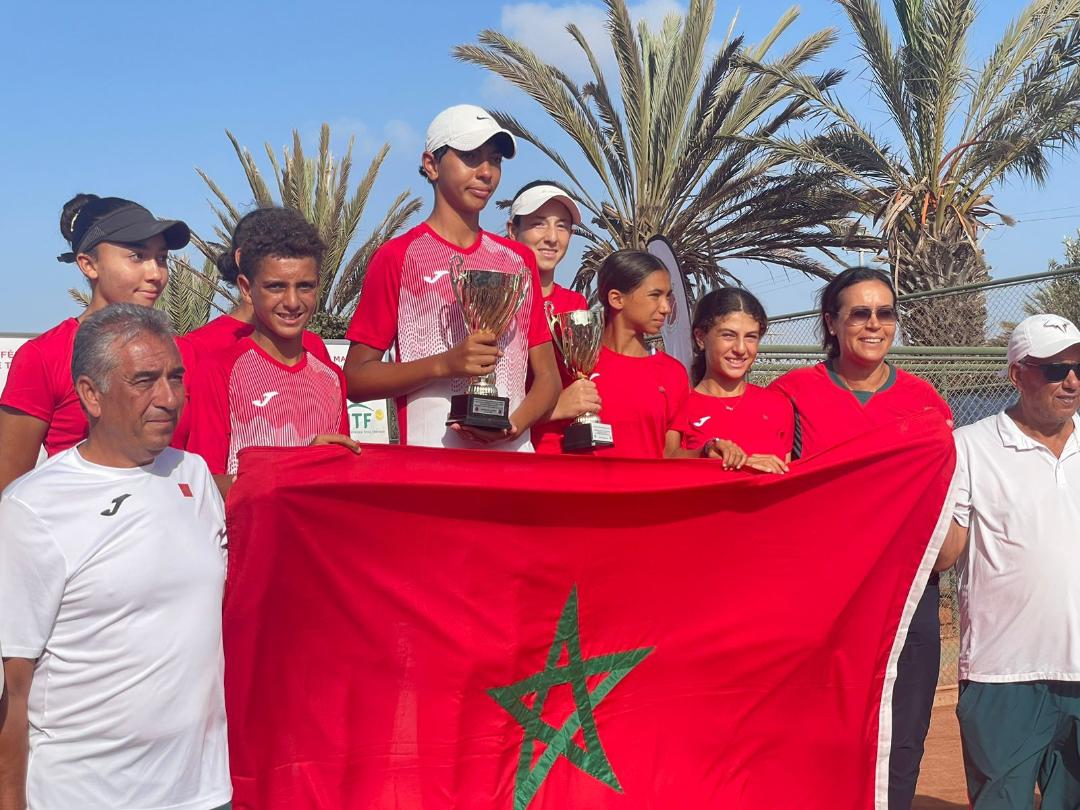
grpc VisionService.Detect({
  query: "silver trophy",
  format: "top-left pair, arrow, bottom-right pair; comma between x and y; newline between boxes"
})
546,304 -> 614,451
445,256 -> 529,430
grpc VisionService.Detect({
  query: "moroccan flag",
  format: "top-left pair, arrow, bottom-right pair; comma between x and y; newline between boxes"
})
223,410 -> 955,809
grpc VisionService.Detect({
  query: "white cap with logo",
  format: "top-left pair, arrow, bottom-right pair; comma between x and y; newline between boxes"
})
1007,313 -> 1080,367
509,184 -> 582,226
425,104 -> 517,158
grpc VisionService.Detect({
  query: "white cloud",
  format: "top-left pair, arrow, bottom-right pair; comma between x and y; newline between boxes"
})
382,119 -> 421,154
497,0 -> 684,79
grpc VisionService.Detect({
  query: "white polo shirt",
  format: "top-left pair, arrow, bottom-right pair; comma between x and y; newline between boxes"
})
0,446 -> 231,810
953,411 -> 1080,682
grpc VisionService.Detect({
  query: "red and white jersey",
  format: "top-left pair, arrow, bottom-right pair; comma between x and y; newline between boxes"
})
347,223 -> 550,450
0,318 -> 85,456
185,336 -> 349,475
173,314 -> 334,449
580,347 -> 691,460
682,385 -> 794,457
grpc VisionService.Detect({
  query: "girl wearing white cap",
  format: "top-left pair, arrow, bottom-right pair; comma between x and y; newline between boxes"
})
0,194 -> 190,493
506,180 -> 599,454
343,105 -> 560,450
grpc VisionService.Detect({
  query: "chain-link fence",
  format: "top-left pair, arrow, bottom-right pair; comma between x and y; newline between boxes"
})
762,265 -> 1080,349
754,267 -> 1080,685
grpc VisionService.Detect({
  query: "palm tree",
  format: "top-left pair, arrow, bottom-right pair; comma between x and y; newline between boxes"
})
454,0 -> 873,296
163,125 -> 422,337
767,0 -> 1080,345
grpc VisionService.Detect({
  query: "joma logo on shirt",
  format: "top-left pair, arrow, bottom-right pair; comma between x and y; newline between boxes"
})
422,269 -> 450,284
100,494 -> 132,517
252,392 -> 279,408
693,416 -> 711,428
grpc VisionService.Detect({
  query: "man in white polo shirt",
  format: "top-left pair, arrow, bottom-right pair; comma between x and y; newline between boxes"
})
0,304 -> 230,810
936,313 -> 1080,810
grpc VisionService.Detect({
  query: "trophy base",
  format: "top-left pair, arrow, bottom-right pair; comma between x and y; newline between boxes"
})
562,420 -> 614,452
447,393 -> 512,431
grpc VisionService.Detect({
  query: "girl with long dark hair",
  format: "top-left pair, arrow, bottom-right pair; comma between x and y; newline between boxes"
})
683,288 -> 792,473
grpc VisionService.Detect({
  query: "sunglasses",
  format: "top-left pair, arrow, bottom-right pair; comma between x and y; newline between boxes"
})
838,306 -> 898,326
1021,360 -> 1080,382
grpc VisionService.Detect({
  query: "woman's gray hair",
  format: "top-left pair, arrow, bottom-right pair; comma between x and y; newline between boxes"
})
71,304 -> 175,391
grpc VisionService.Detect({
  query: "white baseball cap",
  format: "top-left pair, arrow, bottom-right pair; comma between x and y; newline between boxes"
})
1007,313 -> 1080,367
425,104 -> 516,158
509,184 -> 582,226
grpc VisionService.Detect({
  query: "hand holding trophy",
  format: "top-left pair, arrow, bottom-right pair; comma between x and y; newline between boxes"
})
546,303 -> 614,451
445,256 -> 529,430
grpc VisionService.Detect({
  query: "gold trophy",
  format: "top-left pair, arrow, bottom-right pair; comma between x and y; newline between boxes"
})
445,256 -> 529,430
546,304 -> 614,451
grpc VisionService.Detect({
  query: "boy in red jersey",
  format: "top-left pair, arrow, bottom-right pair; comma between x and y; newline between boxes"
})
171,208 -> 337,449
505,181 -> 600,454
343,105 -> 560,450
186,208 -> 358,494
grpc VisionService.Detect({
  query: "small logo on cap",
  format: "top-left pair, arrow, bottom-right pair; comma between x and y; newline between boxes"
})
1043,318 -> 1070,333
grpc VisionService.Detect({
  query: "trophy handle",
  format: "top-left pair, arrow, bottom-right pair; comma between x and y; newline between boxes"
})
545,300 -> 562,344
448,256 -> 468,328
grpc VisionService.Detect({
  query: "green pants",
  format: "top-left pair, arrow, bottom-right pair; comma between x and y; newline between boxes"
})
957,680 -> 1080,810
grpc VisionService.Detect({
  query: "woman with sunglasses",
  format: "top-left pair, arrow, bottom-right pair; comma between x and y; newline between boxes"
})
770,265 -> 952,810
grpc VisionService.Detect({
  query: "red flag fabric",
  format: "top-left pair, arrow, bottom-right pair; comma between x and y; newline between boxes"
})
223,410 -> 955,810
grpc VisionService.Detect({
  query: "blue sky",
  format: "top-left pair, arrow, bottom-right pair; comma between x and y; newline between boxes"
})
2,0 -> 1078,332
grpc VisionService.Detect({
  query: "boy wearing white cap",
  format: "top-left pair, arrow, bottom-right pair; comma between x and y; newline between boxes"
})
343,105 -> 559,450
937,313 -> 1080,809
506,180 -> 601,454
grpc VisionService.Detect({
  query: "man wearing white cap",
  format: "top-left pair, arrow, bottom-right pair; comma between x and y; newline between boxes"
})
343,105 -> 559,450
936,313 -> 1080,809
505,180 -> 601,454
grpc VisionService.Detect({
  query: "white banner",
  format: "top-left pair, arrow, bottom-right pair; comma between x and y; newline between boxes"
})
326,341 -> 393,444
0,334 -> 393,445
0,336 -> 31,397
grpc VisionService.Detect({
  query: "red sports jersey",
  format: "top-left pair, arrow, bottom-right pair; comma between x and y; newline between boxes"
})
768,362 -> 953,459
682,385 -> 795,457
0,318 -> 85,457
185,336 -> 349,475
532,283 -> 592,455
173,315 -> 334,449
574,347 -> 691,460
346,224 -> 550,451
544,282 -> 588,315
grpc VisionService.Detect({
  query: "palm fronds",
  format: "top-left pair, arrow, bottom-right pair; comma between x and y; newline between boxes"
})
454,0 -> 868,297
178,124 -> 422,336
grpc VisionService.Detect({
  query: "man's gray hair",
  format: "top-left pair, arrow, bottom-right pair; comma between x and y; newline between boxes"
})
72,304 -> 176,391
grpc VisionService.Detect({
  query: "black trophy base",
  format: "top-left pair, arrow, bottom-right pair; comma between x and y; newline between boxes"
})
562,420 -> 614,452
447,393 -> 512,430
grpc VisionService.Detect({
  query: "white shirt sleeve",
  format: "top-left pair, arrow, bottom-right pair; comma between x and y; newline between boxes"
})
0,496 -> 66,659
951,432 -> 973,528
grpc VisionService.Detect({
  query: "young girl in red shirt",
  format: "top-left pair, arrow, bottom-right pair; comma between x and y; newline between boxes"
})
582,250 -> 692,459
0,194 -> 189,492
682,288 -> 792,474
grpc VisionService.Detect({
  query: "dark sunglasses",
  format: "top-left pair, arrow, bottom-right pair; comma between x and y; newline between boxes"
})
840,306 -> 898,325
1022,360 -> 1080,382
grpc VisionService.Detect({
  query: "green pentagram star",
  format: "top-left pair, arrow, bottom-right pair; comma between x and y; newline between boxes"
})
488,586 -> 654,810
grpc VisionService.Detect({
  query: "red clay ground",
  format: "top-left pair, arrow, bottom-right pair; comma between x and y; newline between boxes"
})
913,695 -> 1041,810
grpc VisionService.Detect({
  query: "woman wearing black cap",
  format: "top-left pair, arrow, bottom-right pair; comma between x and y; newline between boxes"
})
0,194 -> 190,492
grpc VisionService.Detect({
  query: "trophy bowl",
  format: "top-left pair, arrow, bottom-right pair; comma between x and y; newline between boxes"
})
546,305 -> 614,451
446,257 -> 529,430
